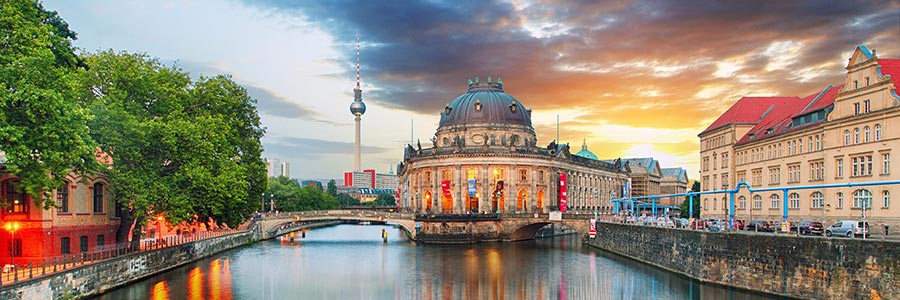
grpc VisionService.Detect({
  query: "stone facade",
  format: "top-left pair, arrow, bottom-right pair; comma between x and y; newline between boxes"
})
588,222 -> 899,300
699,45 -> 900,233
397,78 -> 630,214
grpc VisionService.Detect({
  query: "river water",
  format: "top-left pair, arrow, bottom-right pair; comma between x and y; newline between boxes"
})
93,224 -> 778,300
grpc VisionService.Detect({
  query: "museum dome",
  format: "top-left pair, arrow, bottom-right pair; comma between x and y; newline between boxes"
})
438,77 -> 532,129
574,139 -> 598,160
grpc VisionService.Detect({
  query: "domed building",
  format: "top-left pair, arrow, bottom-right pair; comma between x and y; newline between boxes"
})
397,77 -> 629,214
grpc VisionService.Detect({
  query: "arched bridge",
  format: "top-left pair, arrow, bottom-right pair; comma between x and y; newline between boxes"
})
255,210 -> 596,243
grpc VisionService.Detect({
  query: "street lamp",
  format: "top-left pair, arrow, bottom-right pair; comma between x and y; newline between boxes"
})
5,222 -> 19,266
156,215 -> 164,242
269,193 -> 274,213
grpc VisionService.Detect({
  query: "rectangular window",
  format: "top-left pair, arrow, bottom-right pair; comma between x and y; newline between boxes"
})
815,135 -> 821,151
519,169 -> 527,182
837,158 -> 843,178
837,193 -> 843,208
854,102 -> 860,115
864,100 -> 871,113
57,183 -> 69,213
852,157 -> 860,177
884,153 -> 891,174
7,239 -> 22,258
79,236 -> 88,253
93,183 -> 104,213
97,235 -> 105,247
61,237 -> 71,254
3,180 -> 28,213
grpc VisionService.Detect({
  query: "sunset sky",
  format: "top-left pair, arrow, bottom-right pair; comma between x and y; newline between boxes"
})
46,1 -> 900,181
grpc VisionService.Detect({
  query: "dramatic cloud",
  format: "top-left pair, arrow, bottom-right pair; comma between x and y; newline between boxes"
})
243,85 -> 348,125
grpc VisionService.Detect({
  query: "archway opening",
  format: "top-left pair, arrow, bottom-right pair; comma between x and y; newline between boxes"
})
491,190 -> 505,212
467,195 -> 478,213
517,190 -> 527,212
537,190 -> 544,212
441,194 -> 453,214
424,191 -> 433,213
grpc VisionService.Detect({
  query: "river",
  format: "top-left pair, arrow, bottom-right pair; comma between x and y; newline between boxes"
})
93,224 -> 779,300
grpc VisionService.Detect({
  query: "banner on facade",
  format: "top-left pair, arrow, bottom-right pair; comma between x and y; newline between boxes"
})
467,179 -> 477,197
441,180 -> 451,198
622,178 -> 631,198
559,173 -> 567,212
589,219 -> 597,238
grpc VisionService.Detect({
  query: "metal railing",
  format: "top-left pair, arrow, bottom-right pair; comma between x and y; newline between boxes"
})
0,229 -> 245,286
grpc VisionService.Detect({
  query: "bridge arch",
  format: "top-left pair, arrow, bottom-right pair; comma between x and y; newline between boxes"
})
508,222 -> 552,241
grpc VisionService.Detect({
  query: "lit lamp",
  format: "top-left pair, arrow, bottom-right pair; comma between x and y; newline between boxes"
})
5,222 -> 20,266
156,215 -> 164,242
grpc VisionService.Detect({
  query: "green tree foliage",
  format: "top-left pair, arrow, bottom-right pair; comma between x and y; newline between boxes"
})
680,181 -> 701,218
373,193 -> 396,206
79,51 -> 266,245
0,0 -> 95,207
267,177 -> 339,211
326,179 -> 337,197
336,193 -> 359,206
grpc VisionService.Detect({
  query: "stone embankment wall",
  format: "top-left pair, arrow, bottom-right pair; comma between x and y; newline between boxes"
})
0,231 -> 255,300
587,222 -> 899,300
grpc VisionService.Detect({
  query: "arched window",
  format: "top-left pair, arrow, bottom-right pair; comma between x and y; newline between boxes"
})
3,180 -> 28,213
883,190 -> 890,208
844,130 -> 850,146
811,192 -> 824,208
738,196 -> 746,209
788,193 -> 800,209
93,182 -> 104,213
854,128 -> 860,144
853,189 -> 872,209
875,124 -> 882,141
57,181 -> 70,213
770,194 -> 780,209
753,195 -> 762,210
864,126 -> 870,143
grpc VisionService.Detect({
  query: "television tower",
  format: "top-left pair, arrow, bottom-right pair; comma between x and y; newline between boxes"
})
349,34 -> 366,171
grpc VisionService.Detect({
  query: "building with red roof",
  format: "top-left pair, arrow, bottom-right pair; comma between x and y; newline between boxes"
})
698,45 -> 900,233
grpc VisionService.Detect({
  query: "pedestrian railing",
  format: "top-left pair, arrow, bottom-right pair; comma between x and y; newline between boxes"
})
0,229 -> 245,286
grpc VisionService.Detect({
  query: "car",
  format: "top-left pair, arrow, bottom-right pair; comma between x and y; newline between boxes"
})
690,219 -> 707,230
746,221 -> 774,232
674,218 -> 690,229
730,219 -> 745,230
791,221 -> 825,236
825,220 -> 870,238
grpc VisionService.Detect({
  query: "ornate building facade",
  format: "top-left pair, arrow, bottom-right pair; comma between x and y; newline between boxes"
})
699,45 -> 900,232
397,78 -> 630,214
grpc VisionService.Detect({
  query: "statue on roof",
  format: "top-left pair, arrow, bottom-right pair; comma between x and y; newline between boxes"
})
417,139 -> 422,152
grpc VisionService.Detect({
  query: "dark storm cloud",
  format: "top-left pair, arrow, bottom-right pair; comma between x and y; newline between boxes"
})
241,0 -> 900,130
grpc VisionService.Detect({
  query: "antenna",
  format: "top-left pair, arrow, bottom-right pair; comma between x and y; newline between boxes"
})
556,114 -> 560,143
411,119 -> 414,145
356,33 -> 361,89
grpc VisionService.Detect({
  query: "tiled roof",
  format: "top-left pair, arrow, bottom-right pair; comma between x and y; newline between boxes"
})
700,96 -> 800,136
661,167 -> 687,181
735,85 -> 839,146
879,59 -> 900,90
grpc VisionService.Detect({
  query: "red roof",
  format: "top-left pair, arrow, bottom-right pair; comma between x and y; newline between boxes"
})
735,85 -> 840,146
879,59 -> 900,90
700,96 -> 799,136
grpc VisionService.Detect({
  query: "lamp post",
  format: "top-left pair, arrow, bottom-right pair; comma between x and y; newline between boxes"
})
260,192 -> 265,213
5,222 -> 19,266
269,193 -> 274,213
156,215 -> 164,242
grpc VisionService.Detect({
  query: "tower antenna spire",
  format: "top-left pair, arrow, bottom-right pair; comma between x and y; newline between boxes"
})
356,33 -> 361,90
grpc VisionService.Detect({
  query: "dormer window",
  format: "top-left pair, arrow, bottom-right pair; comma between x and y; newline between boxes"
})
474,99 -> 482,111
509,102 -> 517,113
445,105 -> 452,115
765,128 -> 774,134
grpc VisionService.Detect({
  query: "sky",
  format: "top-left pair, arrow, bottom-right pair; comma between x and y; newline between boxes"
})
45,0 -> 900,182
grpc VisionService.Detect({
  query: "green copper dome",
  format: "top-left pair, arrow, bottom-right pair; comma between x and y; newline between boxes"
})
574,139 -> 598,160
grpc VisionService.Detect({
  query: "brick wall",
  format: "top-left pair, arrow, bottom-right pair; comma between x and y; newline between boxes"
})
587,222 -> 899,299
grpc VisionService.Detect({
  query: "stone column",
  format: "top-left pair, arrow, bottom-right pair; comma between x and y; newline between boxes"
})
455,164 -> 462,214
482,164 -> 490,213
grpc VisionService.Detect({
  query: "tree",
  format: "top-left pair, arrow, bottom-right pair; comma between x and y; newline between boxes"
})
374,193 -> 396,206
680,181 -> 701,218
267,177 -> 339,211
336,193 -> 359,206
80,51 -> 266,247
326,179 -> 337,197
0,0 -> 95,208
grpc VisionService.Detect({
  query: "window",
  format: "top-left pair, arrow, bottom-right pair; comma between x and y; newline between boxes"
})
519,169 -> 527,182
854,128 -> 860,144
836,159 -> 843,178
770,194 -> 780,209
93,183 -> 104,213
809,161 -> 824,181
79,236 -> 89,253
788,164 -> 800,183
864,100 -> 870,113
864,126 -> 870,143
854,102 -> 860,115
424,171 -> 431,183
768,167 -> 780,185
751,169 -> 762,187
738,196 -> 746,209
713,154 -> 717,170
97,235 -> 105,247
851,155 -> 873,177
753,195 -> 762,210
722,153 -> 728,168
815,135 -> 821,151
854,80 -> 859,89
57,182 -> 69,213
844,130 -> 851,146
789,193 -> 800,209
704,198 -> 709,210
853,189 -> 872,209
875,124 -> 882,141
884,190 -> 891,208
811,192 -> 824,209
883,153 -> 891,174
866,77 -> 870,86
493,169 -> 504,181
808,137 -> 813,152
61,237 -> 71,254
7,239 -> 22,259
441,170 -> 451,181
3,180 -> 28,213
837,192 -> 843,208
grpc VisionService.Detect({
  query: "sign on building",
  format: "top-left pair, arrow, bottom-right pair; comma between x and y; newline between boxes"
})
549,211 -> 562,221
559,173 -> 567,212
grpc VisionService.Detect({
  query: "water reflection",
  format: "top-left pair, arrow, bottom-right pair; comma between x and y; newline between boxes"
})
96,224 -> 778,300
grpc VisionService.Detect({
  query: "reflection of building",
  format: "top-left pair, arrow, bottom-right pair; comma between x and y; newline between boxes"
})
266,159 -> 290,178
699,45 -> 899,231
0,152 -> 120,265
397,77 -> 630,214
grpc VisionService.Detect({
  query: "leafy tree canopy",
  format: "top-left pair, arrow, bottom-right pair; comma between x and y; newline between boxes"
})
267,177 -> 339,211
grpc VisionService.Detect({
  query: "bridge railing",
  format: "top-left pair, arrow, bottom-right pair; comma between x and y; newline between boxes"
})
258,210 -> 415,221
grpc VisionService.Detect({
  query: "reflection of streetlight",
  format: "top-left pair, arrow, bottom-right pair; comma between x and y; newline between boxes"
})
5,222 -> 19,266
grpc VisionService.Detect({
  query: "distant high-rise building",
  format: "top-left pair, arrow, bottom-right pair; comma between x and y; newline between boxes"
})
266,159 -> 290,178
